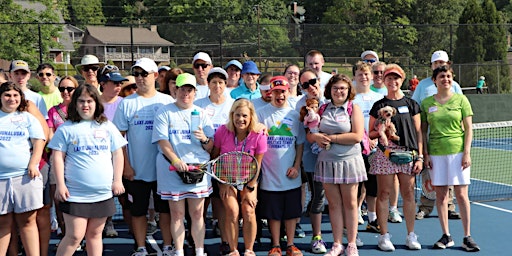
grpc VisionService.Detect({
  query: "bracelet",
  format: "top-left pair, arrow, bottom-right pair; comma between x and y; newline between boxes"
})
201,137 -> 210,145
171,158 -> 181,165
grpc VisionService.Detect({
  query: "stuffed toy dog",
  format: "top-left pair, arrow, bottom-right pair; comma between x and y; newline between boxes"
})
376,106 -> 400,146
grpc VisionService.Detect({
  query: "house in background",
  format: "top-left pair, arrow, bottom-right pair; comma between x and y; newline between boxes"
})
79,25 -> 174,70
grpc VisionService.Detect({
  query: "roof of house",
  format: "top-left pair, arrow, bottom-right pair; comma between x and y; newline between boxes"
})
85,26 -> 174,46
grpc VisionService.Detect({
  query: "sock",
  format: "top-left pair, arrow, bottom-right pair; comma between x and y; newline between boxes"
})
195,247 -> 204,256
137,247 -> 147,252
368,211 -> 377,222
175,249 -> 184,256
390,206 -> 398,212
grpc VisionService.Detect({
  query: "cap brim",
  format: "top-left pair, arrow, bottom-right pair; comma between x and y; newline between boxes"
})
270,85 -> 289,92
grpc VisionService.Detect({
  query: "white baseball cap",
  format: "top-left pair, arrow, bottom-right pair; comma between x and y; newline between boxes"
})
131,58 -> 158,73
361,50 -> 379,61
431,50 -> 449,63
192,52 -> 212,65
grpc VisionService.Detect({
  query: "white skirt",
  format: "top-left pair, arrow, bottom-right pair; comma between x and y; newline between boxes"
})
429,153 -> 471,186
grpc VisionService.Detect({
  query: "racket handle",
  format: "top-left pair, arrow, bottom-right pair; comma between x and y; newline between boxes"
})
168,165 -> 198,171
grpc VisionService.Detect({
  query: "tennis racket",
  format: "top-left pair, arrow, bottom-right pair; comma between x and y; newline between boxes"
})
169,151 -> 259,188
421,169 -> 436,200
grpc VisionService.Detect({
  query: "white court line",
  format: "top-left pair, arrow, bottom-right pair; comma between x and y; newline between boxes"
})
147,235 -> 162,256
472,201 -> 512,213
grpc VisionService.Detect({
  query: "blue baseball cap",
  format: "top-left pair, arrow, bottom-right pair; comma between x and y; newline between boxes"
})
100,72 -> 129,82
224,60 -> 242,71
241,61 -> 261,75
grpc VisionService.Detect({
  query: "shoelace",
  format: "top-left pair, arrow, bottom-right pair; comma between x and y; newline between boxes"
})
312,239 -> 326,248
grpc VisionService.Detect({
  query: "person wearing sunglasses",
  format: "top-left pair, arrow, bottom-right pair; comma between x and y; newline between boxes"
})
192,52 -> 213,100
370,62 -> 388,95
113,57 -> 175,256
361,50 -> 379,65
36,63 -> 63,112
75,55 -> 105,90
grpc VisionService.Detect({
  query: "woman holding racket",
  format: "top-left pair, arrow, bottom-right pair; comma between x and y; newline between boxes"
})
211,98 -> 267,256
420,65 -> 480,252
152,73 -> 215,256
308,74 -> 367,256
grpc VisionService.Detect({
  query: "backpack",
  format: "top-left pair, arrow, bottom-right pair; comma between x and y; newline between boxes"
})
318,101 -> 371,155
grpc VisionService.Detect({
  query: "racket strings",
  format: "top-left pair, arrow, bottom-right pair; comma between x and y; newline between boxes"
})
213,153 -> 258,184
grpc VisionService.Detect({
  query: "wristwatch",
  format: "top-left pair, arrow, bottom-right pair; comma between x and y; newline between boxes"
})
245,185 -> 255,192
201,137 -> 210,145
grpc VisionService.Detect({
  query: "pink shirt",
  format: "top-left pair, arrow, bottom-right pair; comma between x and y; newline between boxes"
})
47,103 -> 68,129
214,125 -> 267,156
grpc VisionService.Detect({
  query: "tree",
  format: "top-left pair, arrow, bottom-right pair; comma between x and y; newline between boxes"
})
454,0 -> 486,64
0,0 -> 61,65
67,0 -> 105,27
482,0 -> 507,61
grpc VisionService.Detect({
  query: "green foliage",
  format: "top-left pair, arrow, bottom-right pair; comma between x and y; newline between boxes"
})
0,0 -> 62,65
454,0 -> 486,63
54,63 -> 77,77
68,0 -> 105,27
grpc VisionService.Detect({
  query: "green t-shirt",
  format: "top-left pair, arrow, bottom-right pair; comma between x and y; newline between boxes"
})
421,94 -> 473,155
39,89 -> 63,111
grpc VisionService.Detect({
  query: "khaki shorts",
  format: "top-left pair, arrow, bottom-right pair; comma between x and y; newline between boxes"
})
0,174 -> 44,214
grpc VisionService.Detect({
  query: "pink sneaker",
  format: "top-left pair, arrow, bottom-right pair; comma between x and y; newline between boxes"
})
323,243 -> 344,256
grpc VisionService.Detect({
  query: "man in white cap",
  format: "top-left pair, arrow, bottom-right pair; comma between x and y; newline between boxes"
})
411,50 -> 462,221
113,57 -> 175,256
75,54 -> 104,90
360,50 -> 379,64
305,50 -> 332,89
192,52 -> 213,100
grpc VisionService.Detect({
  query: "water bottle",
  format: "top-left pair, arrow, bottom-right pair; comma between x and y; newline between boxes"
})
190,109 -> 200,143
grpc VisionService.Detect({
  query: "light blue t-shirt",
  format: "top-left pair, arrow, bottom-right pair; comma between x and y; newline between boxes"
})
251,97 -> 269,111
195,84 -> 210,100
113,92 -> 174,182
194,97 -> 235,132
257,104 -> 305,191
47,120 -> 127,203
151,103 -> 215,163
0,111 -> 45,179
230,81 -> 262,100
353,91 -> 384,132
24,89 -> 48,119
412,78 -> 463,104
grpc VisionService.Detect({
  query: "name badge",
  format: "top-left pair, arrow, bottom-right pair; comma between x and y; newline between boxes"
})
11,116 -> 24,122
94,129 -> 107,139
428,106 -> 438,113
362,95 -> 371,101
397,106 -> 409,114
336,115 -> 348,123
205,107 -> 215,117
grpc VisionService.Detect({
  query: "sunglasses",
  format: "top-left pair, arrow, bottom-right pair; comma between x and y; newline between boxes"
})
132,71 -> 149,77
82,65 -> 100,72
301,78 -> 318,89
125,83 -> 137,90
101,65 -> 119,75
38,72 -> 52,77
58,87 -> 75,93
363,58 -> 377,64
193,63 -> 210,69
373,70 -> 384,75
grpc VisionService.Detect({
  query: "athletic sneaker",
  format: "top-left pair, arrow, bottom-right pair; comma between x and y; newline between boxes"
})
462,236 -> 480,252
405,232 -> 421,250
310,235 -> 327,254
146,222 -> 158,235
162,245 -> 175,256
433,234 -> 454,249
448,210 -> 461,219
104,221 -> 118,237
131,248 -> 149,256
323,242 -> 343,256
355,233 -> 364,247
366,219 -> 380,233
345,243 -> 358,256
295,224 -> 306,238
415,210 -> 429,220
51,218 -> 59,232
388,209 -> 403,223
268,246 -> 281,256
286,245 -> 303,256
227,250 -> 240,256
357,214 -> 364,225
378,233 -> 395,252
219,241 -> 230,256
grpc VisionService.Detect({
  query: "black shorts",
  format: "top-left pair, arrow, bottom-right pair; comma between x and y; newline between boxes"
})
59,198 -> 115,218
305,172 -> 325,214
257,187 -> 302,221
124,179 -> 170,216
363,154 -> 378,197
40,163 -> 51,205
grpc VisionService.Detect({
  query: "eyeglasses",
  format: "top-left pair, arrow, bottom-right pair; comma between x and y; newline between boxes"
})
363,58 -> 377,64
193,63 -> 210,69
132,71 -> 149,77
101,65 -> 119,75
38,72 -> 53,77
125,83 -> 137,90
373,70 -> 384,75
82,65 -> 100,72
301,78 -> 318,89
58,87 -> 75,93
331,86 -> 349,92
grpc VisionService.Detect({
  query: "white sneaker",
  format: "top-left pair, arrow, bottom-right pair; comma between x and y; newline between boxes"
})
356,233 -> 364,247
104,221 -> 118,237
388,209 -> 403,223
358,214 -> 364,225
406,232 -> 422,250
162,246 -> 175,256
378,233 -> 395,251
51,218 -> 59,231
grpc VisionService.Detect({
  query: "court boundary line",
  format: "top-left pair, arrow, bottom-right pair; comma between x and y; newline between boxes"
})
470,177 -> 512,188
472,201 -> 512,213
147,235 -> 162,256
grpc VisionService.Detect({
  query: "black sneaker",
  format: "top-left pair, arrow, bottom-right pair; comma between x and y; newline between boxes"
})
366,219 -> 380,233
295,224 -> 305,238
433,234 -> 454,249
219,241 -> 230,256
448,210 -> 461,219
462,236 -> 480,252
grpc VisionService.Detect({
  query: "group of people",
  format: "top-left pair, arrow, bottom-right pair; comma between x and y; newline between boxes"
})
0,48 -> 480,256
